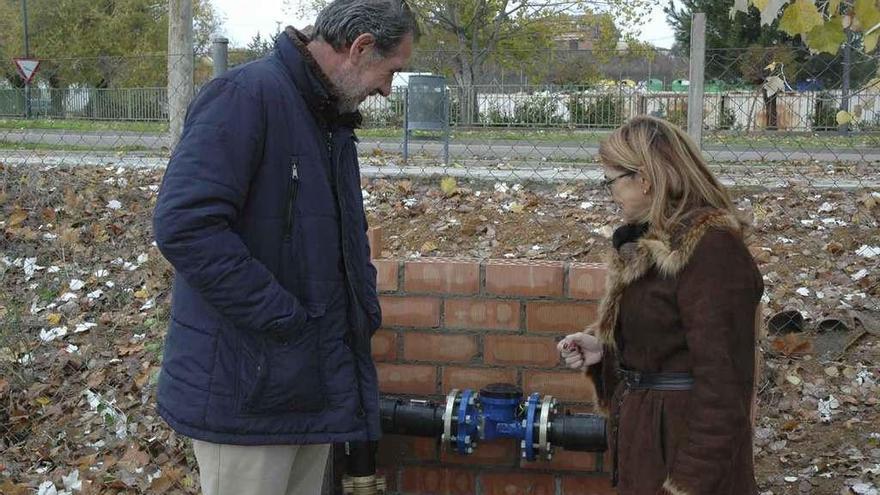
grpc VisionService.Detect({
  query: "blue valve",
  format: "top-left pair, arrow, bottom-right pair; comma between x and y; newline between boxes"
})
441,383 -> 557,461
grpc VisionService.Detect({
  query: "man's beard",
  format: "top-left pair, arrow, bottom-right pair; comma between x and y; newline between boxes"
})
334,70 -> 370,114
336,91 -> 363,114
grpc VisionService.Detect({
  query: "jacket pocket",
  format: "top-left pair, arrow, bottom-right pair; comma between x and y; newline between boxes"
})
283,156 -> 300,242
237,302 -> 327,415
657,396 -> 667,467
278,156 -> 300,290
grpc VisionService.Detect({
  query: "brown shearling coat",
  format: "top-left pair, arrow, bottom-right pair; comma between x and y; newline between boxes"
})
587,209 -> 764,495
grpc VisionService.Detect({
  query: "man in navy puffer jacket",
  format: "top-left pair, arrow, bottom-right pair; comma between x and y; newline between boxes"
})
152,1 -> 416,492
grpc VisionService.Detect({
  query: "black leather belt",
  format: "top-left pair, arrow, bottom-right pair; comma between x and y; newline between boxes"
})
616,368 -> 694,391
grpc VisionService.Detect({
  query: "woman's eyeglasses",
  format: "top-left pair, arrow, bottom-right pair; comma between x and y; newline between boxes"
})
601,171 -> 636,193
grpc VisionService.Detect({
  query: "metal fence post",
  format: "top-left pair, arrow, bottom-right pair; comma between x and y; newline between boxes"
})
840,29 -> 852,134
168,0 -> 194,148
213,37 -> 229,79
21,0 -> 32,119
687,12 -> 706,148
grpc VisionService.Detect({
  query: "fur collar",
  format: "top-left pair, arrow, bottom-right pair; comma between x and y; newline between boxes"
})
593,208 -> 746,346
661,478 -> 691,495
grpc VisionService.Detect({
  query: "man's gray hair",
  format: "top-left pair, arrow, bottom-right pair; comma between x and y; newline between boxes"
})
313,0 -> 419,56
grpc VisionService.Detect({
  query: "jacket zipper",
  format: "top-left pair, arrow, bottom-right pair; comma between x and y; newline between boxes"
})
283,157 -> 299,241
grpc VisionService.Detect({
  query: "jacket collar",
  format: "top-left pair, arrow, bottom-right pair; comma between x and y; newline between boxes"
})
274,28 -> 363,129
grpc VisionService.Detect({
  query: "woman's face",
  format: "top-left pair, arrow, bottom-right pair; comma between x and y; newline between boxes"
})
602,164 -> 653,223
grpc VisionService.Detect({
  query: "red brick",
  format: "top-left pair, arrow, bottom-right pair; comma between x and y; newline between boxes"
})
403,333 -> 478,363
481,472 -> 556,495
442,367 -> 518,394
400,466 -> 475,495
371,330 -> 397,362
526,301 -> 597,333
377,363 -> 437,395
562,475 -> 616,495
444,298 -> 520,331
521,450 -> 599,472
375,259 -> 399,292
522,370 -> 597,403
380,295 -> 441,328
377,435 -> 438,464
568,263 -> 607,300
485,260 -> 564,297
367,227 -> 383,259
440,440 -> 518,467
404,259 -> 480,294
483,335 -> 560,367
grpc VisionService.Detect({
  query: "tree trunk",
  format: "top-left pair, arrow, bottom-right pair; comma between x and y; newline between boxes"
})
762,88 -> 778,130
49,75 -> 64,119
454,55 -> 480,126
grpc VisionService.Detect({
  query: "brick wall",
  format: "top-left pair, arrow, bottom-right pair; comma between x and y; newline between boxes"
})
368,230 -> 615,495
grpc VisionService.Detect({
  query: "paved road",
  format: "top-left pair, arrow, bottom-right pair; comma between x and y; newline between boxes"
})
2,150 -> 878,189
2,129 -> 879,163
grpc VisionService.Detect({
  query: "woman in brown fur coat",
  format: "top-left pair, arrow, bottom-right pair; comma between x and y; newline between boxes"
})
558,116 -> 764,495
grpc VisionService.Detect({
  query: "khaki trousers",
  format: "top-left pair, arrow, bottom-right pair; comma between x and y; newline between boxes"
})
192,440 -> 331,495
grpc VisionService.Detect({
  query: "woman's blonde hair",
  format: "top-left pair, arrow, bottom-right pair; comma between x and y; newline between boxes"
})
598,115 -> 734,231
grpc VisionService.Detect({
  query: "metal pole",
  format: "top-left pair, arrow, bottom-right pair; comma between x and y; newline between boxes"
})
403,87 -> 409,163
687,12 -> 706,147
22,0 -> 31,118
840,29 -> 852,134
212,37 -> 229,79
168,0 -> 194,148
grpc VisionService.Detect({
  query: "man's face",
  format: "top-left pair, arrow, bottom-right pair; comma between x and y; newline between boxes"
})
335,33 -> 414,113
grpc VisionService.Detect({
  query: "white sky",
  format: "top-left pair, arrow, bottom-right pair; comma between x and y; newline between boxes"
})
211,0 -> 677,50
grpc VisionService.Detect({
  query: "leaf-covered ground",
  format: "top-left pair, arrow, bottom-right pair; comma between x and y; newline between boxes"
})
1,163 -> 878,494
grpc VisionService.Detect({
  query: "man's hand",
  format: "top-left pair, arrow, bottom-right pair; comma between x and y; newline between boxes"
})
557,331 -> 603,371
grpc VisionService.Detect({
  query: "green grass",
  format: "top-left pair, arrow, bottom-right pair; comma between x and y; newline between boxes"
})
0,119 -> 876,150
0,140 -> 156,153
0,118 -> 168,133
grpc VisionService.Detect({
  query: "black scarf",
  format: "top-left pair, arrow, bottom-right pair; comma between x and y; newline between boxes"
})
612,223 -> 650,251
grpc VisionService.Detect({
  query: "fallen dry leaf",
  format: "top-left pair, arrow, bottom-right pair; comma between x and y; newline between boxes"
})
0,481 -> 29,495
7,208 -> 28,227
771,333 -> 814,356
118,444 -> 150,471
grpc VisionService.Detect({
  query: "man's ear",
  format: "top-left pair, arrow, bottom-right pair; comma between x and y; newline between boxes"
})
348,33 -> 377,65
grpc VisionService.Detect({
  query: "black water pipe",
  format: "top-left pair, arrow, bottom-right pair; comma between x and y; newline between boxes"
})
379,397 -> 445,437
378,396 -> 607,452
543,413 -> 608,452
346,440 -> 378,477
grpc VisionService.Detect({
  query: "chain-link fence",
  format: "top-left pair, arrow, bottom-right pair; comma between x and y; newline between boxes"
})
1,32 -> 879,495
2,47 -> 879,180
702,46 -> 880,175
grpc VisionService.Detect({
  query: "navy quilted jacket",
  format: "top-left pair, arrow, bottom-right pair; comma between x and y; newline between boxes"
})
152,30 -> 382,445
